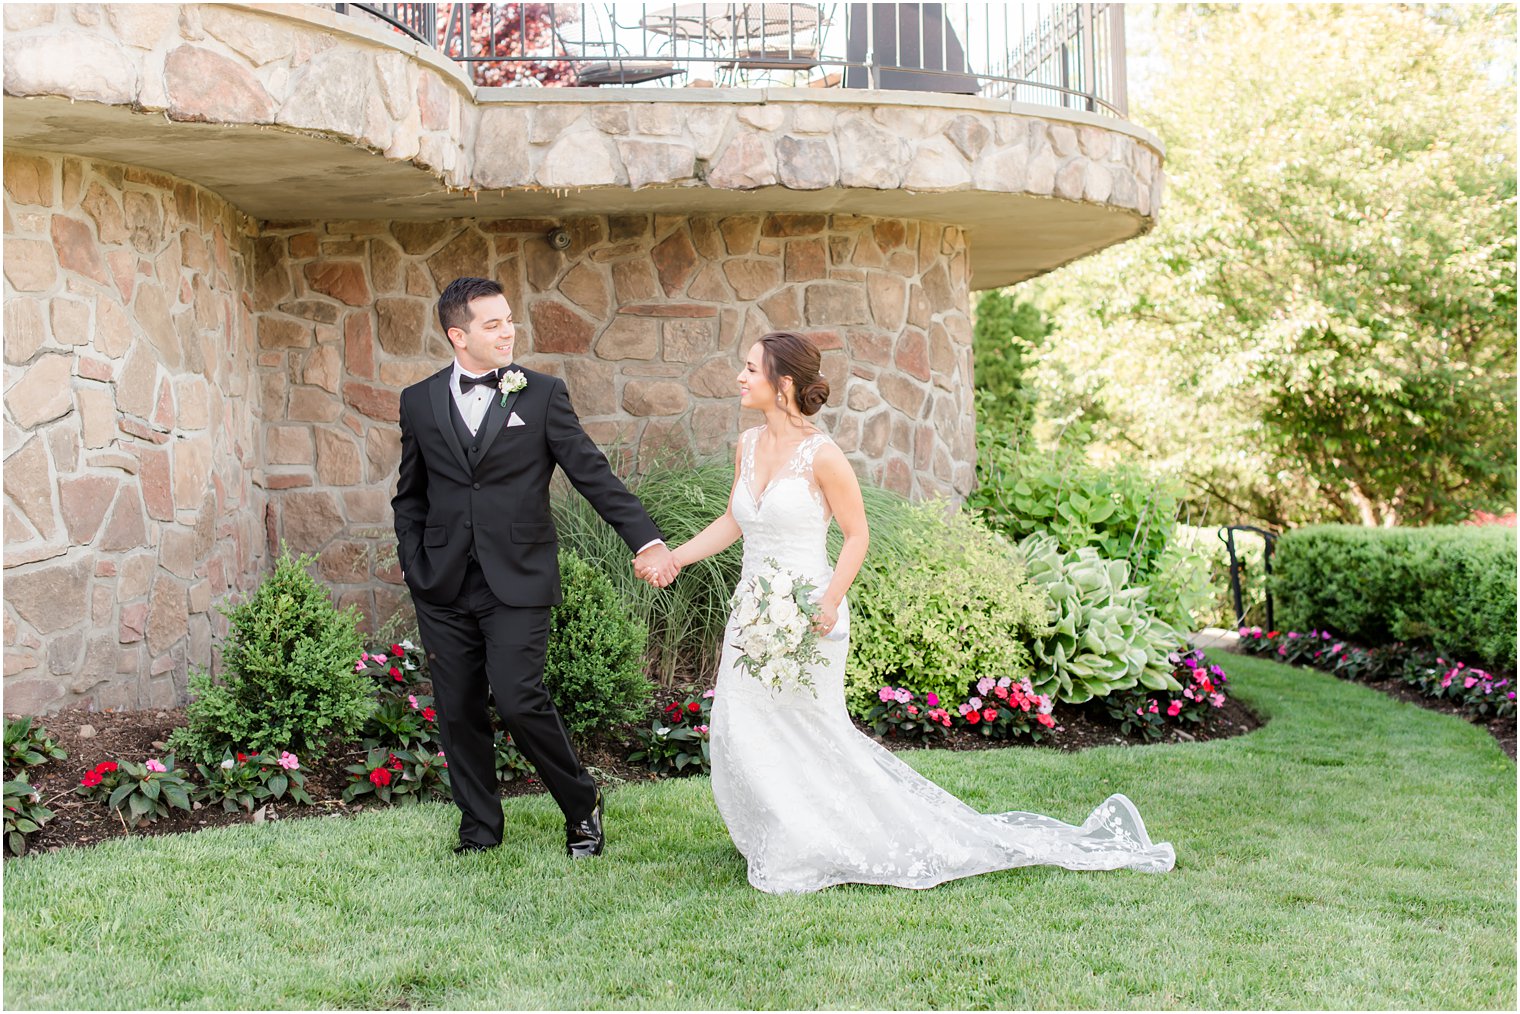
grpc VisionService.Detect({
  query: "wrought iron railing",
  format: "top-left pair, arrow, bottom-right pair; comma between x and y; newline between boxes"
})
331,3 -> 1128,116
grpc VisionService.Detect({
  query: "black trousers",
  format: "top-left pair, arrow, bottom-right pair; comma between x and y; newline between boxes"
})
411,558 -> 597,846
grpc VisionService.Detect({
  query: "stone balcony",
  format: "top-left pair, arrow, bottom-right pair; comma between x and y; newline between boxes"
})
2,2 -> 1165,713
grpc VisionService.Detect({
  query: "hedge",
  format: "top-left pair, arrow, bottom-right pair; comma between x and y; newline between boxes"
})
1271,524 -> 1516,673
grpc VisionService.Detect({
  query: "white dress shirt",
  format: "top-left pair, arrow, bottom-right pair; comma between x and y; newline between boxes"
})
448,359 -> 664,556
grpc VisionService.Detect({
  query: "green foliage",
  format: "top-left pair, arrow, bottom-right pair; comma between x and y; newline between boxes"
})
170,548 -> 371,761
1029,4 -> 1517,527
4,717 -> 66,777
1014,533 -> 1185,703
553,461 -> 743,686
627,692 -> 711,776
74,757 -> 193,829
973,289 -> 1050,437
342,746 -> 451,805
192,751 -> 313,814
844,501 -> 1048,716
493,730 -> 535,783
544,550 -> 652,736
970,439 -> 1182,585
1271,524 -> 1517,672
4,779 -> 52,856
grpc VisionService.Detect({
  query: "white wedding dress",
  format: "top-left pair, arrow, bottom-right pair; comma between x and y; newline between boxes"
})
710,427 -> 1177,894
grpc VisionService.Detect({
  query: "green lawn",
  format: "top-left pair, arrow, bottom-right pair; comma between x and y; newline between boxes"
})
4,654 -> 1514,1010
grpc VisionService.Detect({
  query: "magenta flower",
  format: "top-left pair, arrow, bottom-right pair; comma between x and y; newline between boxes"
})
1167,701 -> 1182,717
926,692 -> 939,708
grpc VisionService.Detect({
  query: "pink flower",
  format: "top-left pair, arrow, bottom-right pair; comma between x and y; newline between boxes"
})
1167,701 -> 1182,717
981,708 -> 997,723
372,654 -> 388,665
1464,676 -> 1478,689
976,677 -> 995,696
1146,701 -> 1159,714
994,686 -> 1009,700
146,758 -> 166,773
353,661 -> 366,673
408,694 -> 419,709
702,689 -> 716,699
925,693 -> 939,707
906,705 -> 919,716
997,677 -> 1012,689
878,687 -> 896,703
1288,632 -> 1299,639
968,696 -> 982,709
958,703 -> 972,716
894,688 -> 912,705
695,724 -> 710,734
1183,688 -> 1196,700
278,752 -> 299,770
1036,713 -> 1055,728
1210,693 -> 1226,707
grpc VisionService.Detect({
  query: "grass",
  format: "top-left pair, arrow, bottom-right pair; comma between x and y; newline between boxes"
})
4,654 -> 1514,1010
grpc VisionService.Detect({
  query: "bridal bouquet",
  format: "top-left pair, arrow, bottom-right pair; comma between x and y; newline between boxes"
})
730,559 -> 826,696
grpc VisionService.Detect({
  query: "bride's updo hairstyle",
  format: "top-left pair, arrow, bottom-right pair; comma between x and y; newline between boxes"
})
758,331 -> 830,416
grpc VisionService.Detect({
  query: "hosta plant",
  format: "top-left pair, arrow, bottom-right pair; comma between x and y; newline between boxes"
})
1015,533 -> 1185,703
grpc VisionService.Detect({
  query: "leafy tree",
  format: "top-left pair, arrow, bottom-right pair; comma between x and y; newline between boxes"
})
438,3 -> 576,87
972,289 -> 1051,439
1028,4 -> 1517,527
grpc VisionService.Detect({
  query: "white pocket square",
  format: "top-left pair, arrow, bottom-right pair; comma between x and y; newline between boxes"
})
507,412 -> 526,428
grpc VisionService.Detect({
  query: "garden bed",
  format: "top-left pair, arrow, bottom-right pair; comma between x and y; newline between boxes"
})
10,692 -> 1263,857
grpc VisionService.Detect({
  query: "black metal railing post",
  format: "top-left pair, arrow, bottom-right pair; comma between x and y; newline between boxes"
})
1220,525 -> 1278,632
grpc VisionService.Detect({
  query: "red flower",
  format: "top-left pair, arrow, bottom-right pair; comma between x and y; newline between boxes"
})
235,753 -> 248,763
389,666 -> 402,680
390,644 -> 405,656
1036,713 -> 1055,728
369,767 -> 392,787
966,710 -> 981,724
982,708 -> 998,723
687,701 -> 701,714
388,754 -> 404,771
95,760 -> 118,774
422,707 -> 437,722
80,770 -> 103,787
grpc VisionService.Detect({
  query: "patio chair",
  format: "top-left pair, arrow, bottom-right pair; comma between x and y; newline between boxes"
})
553,4 -> 686,86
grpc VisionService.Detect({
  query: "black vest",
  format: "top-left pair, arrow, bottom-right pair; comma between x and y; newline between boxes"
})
448,395 -> 486,559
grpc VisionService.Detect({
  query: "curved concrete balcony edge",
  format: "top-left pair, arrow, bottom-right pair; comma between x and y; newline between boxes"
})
2,2 -> 1165,287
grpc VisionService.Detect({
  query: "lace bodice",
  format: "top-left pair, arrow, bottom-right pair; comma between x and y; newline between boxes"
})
732,427 -> 833,587
709,425 -> 1175,894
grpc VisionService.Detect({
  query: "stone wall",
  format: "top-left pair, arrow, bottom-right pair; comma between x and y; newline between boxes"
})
255,211 -> 974,632
3,151 -> 266,713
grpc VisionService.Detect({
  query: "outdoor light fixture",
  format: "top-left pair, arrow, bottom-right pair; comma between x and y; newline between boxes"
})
547,227 -> 571,250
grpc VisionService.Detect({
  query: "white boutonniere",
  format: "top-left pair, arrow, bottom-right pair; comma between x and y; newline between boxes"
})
498,369 -> 527,406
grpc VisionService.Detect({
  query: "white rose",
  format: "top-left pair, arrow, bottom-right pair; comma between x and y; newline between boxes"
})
768,599 -> 800,628
736,597 -> 761,626
771,572 -> 795,598
759,660 -> 785,686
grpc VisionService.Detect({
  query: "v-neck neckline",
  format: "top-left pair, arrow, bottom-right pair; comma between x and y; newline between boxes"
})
746,430 -> 821,509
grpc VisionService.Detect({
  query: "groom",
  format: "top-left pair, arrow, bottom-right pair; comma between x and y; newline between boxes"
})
392,276 -> 677,857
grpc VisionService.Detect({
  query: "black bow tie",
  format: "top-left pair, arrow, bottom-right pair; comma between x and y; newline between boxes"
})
459,370 -> 499,394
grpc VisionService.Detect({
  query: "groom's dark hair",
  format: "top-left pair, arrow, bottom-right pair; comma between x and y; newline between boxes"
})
438,277 -> 506,336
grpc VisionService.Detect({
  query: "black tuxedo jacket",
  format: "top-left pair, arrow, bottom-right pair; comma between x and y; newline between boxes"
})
392,364 -> 662,607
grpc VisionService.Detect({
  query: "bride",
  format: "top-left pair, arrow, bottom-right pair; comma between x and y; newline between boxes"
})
644,331 -> 1176,894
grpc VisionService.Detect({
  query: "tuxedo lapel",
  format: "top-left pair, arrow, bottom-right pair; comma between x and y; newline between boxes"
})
474,386 -> 520,465
430,371 -> 471,474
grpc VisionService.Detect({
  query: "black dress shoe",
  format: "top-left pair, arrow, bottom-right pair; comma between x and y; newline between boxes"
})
453,840 -> 498,855
566,792 -> 604,859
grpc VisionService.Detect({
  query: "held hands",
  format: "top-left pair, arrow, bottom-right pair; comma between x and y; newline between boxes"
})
633,543 -> 680,589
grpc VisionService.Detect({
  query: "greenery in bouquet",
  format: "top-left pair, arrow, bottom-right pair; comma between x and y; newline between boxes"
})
729,559 -> 825,696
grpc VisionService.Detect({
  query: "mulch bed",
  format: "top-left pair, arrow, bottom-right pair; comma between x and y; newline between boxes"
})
9,691 -> 1263,858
